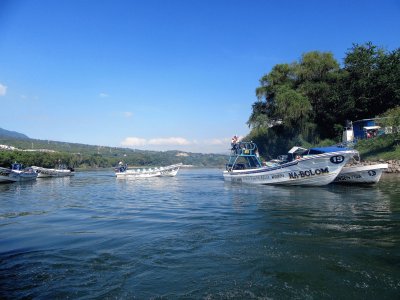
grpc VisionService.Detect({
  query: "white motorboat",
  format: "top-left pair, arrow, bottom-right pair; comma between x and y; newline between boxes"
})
223,142 -> 358,186
0,163 -> 38,183
0,167 -> 13,183
32,164 -> 75,178
333,163 -> 388,184
115,163 -> 182,178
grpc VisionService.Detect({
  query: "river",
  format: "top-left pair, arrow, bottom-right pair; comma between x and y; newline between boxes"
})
1,169 -> 399,299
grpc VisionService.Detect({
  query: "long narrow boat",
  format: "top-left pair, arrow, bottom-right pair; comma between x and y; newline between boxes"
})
223,142 -> 358,186
115,163 -> 182,178
333,163 -> 388,184
32,165 -> 75,178
0,167 -> 13,183
0,163 -> 38,183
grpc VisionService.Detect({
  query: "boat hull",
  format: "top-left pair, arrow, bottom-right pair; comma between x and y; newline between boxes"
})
223,150 -> 357,186
333,163 -> 388,184
0,167 -> 38,182
0,167 -> 16,183
15,172 -> 38,181
32,167 -> 74,178
115,163 -> 182,178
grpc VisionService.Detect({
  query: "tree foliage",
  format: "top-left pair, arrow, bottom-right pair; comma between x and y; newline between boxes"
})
247,43 -> 400,158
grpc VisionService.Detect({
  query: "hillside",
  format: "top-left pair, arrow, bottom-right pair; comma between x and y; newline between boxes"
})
0,128 -> 29,139
0,133 -> 228,168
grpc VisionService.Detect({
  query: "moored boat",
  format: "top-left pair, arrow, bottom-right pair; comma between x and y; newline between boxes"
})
223,142 -> 358,186
32,164 -> 75,178
0,167 -> 13,183
0,163 -> 38,183
333,163 -> 388,184
115,163 -> 182,178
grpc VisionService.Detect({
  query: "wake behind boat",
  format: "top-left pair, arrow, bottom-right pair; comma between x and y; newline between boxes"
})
115,163 -> 182,178
223,142 -> 358,186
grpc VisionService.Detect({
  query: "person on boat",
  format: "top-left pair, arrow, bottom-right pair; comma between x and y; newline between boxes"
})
117,161 -> 127,172
231,135 -> 238,152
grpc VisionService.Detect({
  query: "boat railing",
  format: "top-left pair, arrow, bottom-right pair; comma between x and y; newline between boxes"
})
226,142 -> 263,171
230,141 -> 258,156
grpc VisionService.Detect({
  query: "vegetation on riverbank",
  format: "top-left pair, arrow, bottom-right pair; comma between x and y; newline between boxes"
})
0,137 -> 228,169
246,42 -> 400,160
355,135 -> 400,161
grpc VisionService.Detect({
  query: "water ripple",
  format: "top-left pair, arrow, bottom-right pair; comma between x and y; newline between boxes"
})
0,169 -> 399,298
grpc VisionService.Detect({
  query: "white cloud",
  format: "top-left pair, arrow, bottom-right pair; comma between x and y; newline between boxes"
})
121,136 -> 191,147
119,136 -> 235,153
99,93 -> 109,98
208,138 -> 230,145
0,83 -> 7,96
148,137 -> 190,145
121,137 -> 147,146
123,111 -> 133,118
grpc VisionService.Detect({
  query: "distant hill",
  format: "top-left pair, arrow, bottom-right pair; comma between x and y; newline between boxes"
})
0,132 -> 228,167
0,128 -> 29,140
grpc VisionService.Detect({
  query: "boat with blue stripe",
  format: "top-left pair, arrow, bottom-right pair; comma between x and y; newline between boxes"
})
223,142 -> 358,186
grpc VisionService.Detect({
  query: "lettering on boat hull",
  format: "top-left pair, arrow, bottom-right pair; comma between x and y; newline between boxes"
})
227,167 -> 330,183
288,167 -> 329,179
335,174 -> 362,182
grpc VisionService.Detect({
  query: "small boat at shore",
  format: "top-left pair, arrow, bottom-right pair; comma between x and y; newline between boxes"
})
333,163 -> 388,184
0,163 -> 38,183
32,164 -> 75,178
223,142 -> 358,186
115,163 -> 182,178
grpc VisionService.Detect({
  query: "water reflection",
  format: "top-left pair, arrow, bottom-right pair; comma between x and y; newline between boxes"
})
229,178 -> 393,212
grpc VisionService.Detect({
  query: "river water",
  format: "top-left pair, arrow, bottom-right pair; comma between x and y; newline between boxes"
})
0,169 -> 399,299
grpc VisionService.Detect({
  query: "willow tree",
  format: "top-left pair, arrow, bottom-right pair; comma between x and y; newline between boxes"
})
248,63 -> 298,129
296,51 -> 342,138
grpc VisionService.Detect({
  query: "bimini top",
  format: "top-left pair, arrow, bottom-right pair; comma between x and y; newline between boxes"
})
363,126 -> 381,130
308,146 -> 350,154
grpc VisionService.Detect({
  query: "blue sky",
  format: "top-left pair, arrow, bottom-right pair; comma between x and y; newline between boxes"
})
0,0 -> 399,153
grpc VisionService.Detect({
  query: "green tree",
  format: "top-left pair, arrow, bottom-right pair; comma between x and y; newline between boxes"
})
296,51 -> 341,139
341,42 -> 394,120
275,85 -> 311,129
247,44 -> 400,158
247,51 -> 341,157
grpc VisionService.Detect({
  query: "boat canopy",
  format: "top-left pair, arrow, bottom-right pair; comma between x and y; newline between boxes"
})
308,146 -> 350,154
363,126 -> 381,130
226,141 -> 262,171
288,146 -> 308,154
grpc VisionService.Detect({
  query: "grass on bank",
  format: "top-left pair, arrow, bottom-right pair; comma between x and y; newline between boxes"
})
355,135 -> 400,161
